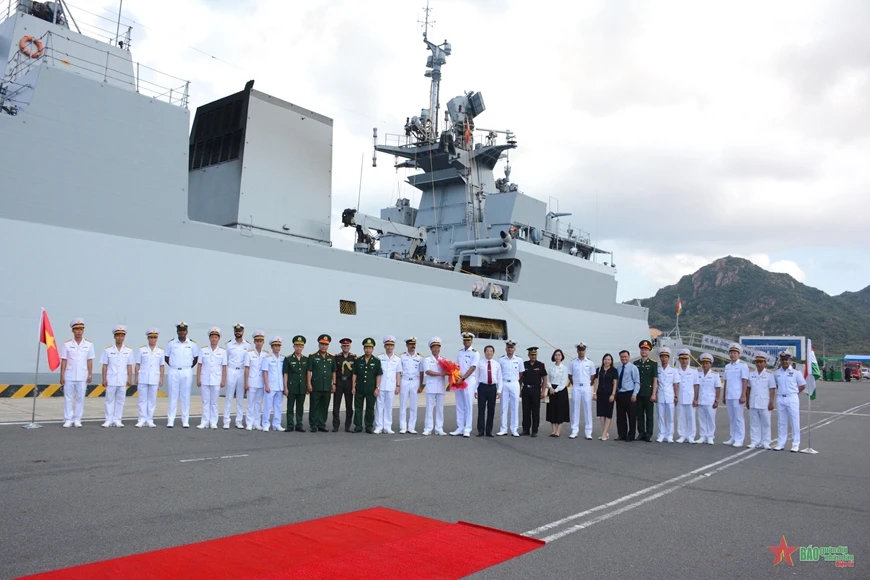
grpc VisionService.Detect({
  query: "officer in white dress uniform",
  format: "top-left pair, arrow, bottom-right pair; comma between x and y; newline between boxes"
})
100,325 -> 134,427
197,327 -> 227,429
694,352 -> 721,444
244,331 -> 267,430
655,347 -> 677,443
223,324 -> 251,429
262,336 -> 285,432
421,337 -> 448,435
747,354 -> 776,449
134,328 -> 164,427
674,348 -> 699,443
722,343 -> 749,448
375,336 -> 401,434
59,318 -> 94,428
164,322 -> 200,428
496,341 -> 523,437
453,332 -> 480,438
568,342 -> 596,440
773,351 -> 805,452
399,338 -> 423,434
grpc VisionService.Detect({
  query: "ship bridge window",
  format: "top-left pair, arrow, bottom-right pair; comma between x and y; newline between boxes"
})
340,300 -> 357,316
459,316 -> 507,340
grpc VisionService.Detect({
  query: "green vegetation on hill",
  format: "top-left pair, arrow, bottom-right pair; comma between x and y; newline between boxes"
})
630,256 -> 870,357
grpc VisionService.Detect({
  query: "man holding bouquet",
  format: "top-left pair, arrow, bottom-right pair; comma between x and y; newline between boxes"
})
452,332 -> 480,438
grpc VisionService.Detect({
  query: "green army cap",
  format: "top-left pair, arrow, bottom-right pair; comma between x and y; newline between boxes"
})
318,334 -> 331,344
293,335 -> 306,345
362,337 -> 376,348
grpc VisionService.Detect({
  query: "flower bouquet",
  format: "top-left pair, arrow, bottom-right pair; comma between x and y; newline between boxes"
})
437,358 -> 467,390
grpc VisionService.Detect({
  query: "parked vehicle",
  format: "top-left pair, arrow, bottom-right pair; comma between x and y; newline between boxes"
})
843,362 -> 862,381
862,367 -> 870,380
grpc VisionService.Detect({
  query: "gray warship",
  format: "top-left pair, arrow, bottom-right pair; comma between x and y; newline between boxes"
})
0,1 -> 648,385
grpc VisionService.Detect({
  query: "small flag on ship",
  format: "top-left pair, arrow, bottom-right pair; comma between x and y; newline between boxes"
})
676,297 -> 682,316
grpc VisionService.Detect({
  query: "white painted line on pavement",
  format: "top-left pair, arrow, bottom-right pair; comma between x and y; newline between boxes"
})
808,410 -> 870,418
522,450 -> 756,537
179,454 -> 248,463
538,451 -> 763,543
525,400 -> 870,542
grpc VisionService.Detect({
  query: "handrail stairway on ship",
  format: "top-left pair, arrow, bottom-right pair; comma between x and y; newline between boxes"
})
657,330 -> 779,366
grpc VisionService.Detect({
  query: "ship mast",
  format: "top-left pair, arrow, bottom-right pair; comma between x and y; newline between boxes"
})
421,1 -> 450,143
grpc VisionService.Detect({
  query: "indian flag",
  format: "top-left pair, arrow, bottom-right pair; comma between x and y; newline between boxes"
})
805,339 -> 821,400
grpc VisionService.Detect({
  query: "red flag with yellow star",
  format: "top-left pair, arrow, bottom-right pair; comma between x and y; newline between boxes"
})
39,309 -> 60,371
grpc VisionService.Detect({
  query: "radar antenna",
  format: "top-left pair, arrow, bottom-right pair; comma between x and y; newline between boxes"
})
404,1 -> 451,143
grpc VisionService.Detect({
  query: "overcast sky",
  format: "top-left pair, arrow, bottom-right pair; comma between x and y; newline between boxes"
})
73,0 -> 869,301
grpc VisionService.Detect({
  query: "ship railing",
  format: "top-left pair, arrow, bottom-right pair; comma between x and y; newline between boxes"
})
382,132 -> 415,148
546,219 -> 591,245
4,29 -> 190,108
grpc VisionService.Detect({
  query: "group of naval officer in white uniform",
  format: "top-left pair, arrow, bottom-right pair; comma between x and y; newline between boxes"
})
57,319 -> 808,451
653,344 -> 806,452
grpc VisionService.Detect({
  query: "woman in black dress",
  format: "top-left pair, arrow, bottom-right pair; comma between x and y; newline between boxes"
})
546,349 -> 570,436
593,353 -> 618,441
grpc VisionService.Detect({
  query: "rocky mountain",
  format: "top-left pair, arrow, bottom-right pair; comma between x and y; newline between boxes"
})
630,256 -> 870,357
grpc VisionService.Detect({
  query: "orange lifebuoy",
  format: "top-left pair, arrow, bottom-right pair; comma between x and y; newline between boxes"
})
19,36 -> 45,59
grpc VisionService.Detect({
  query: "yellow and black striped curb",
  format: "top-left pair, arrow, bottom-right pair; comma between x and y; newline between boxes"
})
0,385 -> 168,398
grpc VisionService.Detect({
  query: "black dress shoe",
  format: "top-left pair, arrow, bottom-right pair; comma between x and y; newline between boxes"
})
345,426 -> 352,433
485,433 -> 494,437
477,431 -> 484,437
365,428 -> 374,434
521,430 -> 530,436
354,427 -> 363,433
296,427 -> 306,432
531,432 -> 538,438
332,426 -> 339,432
318,427 -> 329,432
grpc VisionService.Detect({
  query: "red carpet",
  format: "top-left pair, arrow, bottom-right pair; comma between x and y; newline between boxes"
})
18,507 -> 544,580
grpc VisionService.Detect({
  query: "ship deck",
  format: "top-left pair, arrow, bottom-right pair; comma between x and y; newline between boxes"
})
1,382 -> 867,579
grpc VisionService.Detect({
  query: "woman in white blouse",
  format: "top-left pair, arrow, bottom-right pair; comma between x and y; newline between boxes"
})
546,349 -> 570,437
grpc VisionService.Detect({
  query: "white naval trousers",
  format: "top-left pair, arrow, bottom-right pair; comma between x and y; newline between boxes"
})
676,404 -> 696,441
63,381 -> 86,423
453,385 -> 475,434
246,387 -> 264,428
104,385 -> 126,424
656,401 -> 675,441
749,408 -> 771,446
375,386 -> 396,432
698,405 -> 717,441
570,384 -> 593,437
725,399 -> 745,444
167,367 -> 193,425
262,389 -> 284,430
200,385 -> 220,427
398,380 -> 419,431
424,393 -> 445,433
776,394 -> 800,446
223,367 -> 246,426
499,381 -> 520,434
137,384 -> 158,424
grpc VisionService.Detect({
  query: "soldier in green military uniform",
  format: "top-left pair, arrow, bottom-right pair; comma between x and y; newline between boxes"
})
307,334 -> 336,433
283,335 -> 308,432
333,338 -> 357,432
634,339 -> 659,442
352,337 -> 382,433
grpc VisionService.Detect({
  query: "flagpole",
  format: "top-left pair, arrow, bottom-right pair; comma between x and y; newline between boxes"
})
23,341 -> 43,430
801,393 -> 818,454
